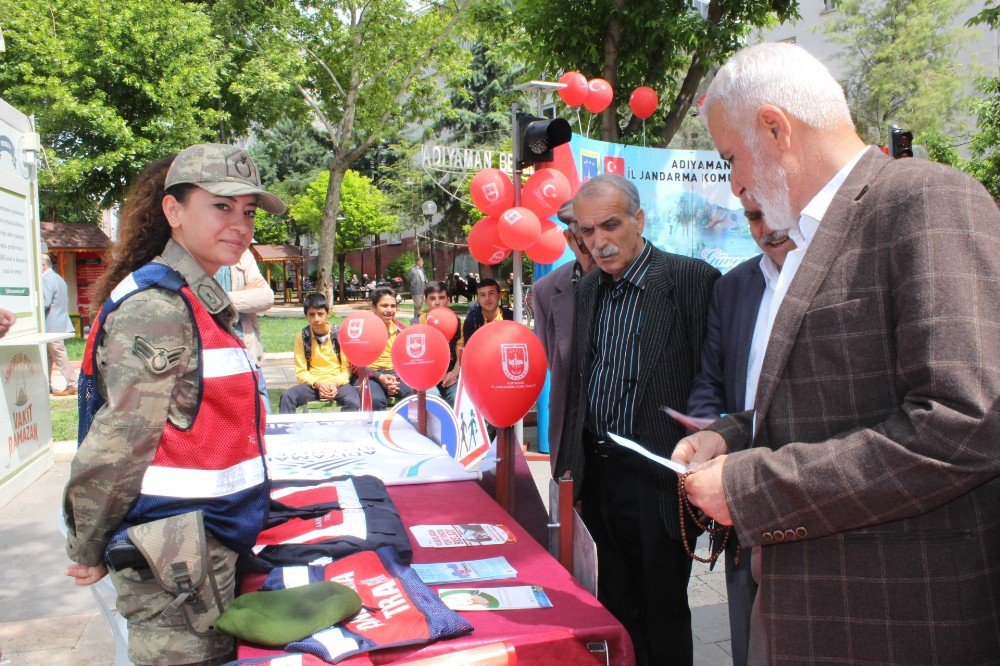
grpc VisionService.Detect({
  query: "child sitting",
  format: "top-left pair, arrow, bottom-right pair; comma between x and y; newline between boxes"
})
279,293 -> 360,413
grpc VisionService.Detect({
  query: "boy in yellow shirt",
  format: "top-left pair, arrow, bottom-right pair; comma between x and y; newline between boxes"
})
278,293 -> 360,413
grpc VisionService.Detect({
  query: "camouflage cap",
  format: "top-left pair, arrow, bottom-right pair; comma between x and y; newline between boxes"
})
165,143 -> 286,214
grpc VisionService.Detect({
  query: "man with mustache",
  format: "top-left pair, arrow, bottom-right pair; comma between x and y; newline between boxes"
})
555,174 -> 719,665
672,42 -> 1000,663
686,197 -> 796,666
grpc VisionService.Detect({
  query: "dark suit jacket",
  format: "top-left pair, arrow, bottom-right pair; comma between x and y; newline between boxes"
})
687,255 -> 765,420
532,262 -> 576,472
555,244 -> 719,539
711,148 -> 1000,663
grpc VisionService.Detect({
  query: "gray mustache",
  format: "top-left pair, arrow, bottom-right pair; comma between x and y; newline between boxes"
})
592,244 -> 621,258
760,229 -> 790,245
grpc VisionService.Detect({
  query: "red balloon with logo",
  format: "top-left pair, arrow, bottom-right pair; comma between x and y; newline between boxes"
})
522,168 -> 571,219
425,306 -> 459,341
497,207 -> 542,251
470,169 -> 515,217
629,86 -> 658,119
557,71 -> 588,107
468,216 -> 511,265
461,320 -> 548,428
391,324 -> 450,391
526,218 -> 568,265
337,311 -> 389,367
584,78 -> 613,113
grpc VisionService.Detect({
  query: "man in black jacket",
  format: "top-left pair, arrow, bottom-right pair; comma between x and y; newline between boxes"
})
554,174 -> 719,666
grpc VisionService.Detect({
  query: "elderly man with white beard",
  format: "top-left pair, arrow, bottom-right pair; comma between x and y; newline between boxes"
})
671,42 -> 1000,664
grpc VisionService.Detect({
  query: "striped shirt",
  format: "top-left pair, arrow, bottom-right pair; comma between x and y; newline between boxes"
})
587,240 -> 653,439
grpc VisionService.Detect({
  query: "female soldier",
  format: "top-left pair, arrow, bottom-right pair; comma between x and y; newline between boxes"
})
63,144 -> 285,666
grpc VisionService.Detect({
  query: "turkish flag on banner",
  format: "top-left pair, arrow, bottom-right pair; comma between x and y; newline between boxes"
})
604,155 -> 625,175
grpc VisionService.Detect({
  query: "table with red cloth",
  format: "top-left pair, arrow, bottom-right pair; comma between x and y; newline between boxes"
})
238,480 -> 635,665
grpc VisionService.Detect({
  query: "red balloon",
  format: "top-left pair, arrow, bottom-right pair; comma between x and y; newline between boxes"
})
391,324 -> 450,391
629,86 -> 658,119
522,168 -> 571,219
584,78 -> 613,113
425,306 -> 458,341
557,71 -> 588,107
338,311 -> 389,367
469,169 -> 515,217
460,321 -> 548,427
526,218 -> 567,265
497,207 -> 542,251
468,216 -> 511,265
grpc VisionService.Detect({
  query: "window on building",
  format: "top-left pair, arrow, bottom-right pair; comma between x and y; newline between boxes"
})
823,0 -> 839,11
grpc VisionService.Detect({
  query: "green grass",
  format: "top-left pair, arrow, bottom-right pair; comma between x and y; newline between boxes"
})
50,399 -> 79,442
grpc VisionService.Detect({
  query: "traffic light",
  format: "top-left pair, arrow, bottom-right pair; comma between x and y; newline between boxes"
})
515,113 -> 572,168
889,125 -> 913,159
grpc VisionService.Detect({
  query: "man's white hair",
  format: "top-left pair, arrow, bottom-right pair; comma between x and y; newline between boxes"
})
701,42 -> 853,135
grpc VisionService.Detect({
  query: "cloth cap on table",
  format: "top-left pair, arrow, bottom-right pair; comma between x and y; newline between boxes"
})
215,581 -> 361,646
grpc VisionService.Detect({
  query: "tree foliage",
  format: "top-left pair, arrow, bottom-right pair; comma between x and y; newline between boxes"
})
512,0 -> 798,145
0,0 -> 236,218
822,0 -> 978,146
289,170 -> 398,293
213,0 -> 473,299
965,3 -> 1000,197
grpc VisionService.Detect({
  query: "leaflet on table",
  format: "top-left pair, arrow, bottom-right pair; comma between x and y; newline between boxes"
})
409,523 -> 515,548
411,557 -> 517,585
439,585 -> 553,611
264,412 -> 480,485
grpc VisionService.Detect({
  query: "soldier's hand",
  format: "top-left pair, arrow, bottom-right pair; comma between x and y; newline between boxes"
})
672,430 -> 727,470
66,563 -> 108,586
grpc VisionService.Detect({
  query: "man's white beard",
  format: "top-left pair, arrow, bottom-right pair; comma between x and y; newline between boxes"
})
751,155 -> 797,231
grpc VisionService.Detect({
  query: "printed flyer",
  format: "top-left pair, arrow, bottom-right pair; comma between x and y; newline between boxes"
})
409,523 -> 515,548
411,557 -> 517,585
439,585 -> 552,611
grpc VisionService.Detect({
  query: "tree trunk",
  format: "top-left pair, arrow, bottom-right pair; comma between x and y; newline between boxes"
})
599,0 -> 626,142
317,161 -> 348,307
337,253 -> 348,303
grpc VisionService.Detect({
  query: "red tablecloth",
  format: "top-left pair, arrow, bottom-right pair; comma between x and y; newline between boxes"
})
238,480 -> 634,665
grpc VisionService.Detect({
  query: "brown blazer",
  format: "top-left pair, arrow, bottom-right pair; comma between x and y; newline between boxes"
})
712,148 -> 1000,664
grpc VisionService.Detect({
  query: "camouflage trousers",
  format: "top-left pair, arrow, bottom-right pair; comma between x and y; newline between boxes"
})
109,536 -> 237,666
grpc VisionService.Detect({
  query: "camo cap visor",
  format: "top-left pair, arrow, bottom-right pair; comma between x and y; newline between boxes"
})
165,143 -> 286,215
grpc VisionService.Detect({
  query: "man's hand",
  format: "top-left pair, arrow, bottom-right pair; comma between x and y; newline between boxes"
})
671,430 -> 728,469
440,367 -> 459,388
683,456 -> 733,526
65,563 -> 108,586
315,381 -> 337,400
0,308 -> 15,338
378,373 -> 400,396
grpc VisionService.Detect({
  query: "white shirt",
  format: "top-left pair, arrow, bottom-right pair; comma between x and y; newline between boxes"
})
745,147 -> 868,417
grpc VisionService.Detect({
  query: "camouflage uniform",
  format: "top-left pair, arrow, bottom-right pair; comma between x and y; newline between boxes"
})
63,239 -> 243,666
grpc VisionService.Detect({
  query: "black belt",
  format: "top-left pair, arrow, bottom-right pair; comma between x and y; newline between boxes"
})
583,430 -> 630,460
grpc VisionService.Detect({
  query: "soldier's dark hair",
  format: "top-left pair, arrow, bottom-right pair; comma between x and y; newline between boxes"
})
424,281 -> 448,297
370,286 -> 395,306
91,155 -> 198,318
303,292 -> 328,314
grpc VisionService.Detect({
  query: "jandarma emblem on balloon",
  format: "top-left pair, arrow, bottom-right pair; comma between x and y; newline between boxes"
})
502,210 -> 522,225
348,319 -> 364,339
482,182 -> 500,202
406,333 -> 426,359
500,344 -> 529,381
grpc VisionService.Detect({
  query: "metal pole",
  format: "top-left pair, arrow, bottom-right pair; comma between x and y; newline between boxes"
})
510,103 -> 525,447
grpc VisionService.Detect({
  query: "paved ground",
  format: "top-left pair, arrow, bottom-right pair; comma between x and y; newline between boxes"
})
1,342 -> 733,665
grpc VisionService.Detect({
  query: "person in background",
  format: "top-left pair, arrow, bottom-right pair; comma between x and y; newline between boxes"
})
0,308 -> 14,337
674,42 -> 1000,663
532,199 -> 597,474
684,197 -> 797,666
216,249 -> 273,411
465,272 -> 478,303
462,278 -> 512,342
359,287 -> 414,409
278,292 -> 358,414
418,281 -> 460,405
63,143 -> 285,665
407,257 -> 427,320
41,253 -> 78,396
